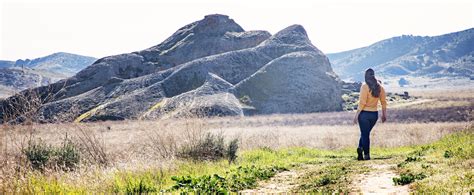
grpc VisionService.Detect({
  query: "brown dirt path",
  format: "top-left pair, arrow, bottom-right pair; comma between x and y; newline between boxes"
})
240,163 -> 410,194
239,169 -> 299,194
350,164 -> 409,194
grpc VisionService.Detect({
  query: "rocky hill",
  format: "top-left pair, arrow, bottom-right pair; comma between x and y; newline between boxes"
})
0,14 -> 342,123
0,52 -> 96,98
0,68 -> 57,98
327,28 -> 474,81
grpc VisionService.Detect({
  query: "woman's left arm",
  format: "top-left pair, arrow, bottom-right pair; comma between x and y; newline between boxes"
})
354,110 -> 362,124
354,85 -> 368,124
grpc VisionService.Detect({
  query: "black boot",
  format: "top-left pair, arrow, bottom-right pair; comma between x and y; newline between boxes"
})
357,147 -> 363,161
364,153 -> 371,160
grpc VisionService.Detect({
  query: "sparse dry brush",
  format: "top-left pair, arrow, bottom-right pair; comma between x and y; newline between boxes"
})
74,127 -> 109,166
0,123 -> 111,191
146,126 -> 179,159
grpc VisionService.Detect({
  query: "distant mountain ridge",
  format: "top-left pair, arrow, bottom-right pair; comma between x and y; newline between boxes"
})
327,28 -> 474,81
0,52 -> 96,97
6,52 -> 97,76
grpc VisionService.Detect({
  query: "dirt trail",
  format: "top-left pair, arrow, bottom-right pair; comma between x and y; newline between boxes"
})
240,169 -> 299,194
241,163 -> 409,194
351,164 -> 409,194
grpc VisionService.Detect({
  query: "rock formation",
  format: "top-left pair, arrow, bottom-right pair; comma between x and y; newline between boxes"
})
0,14 -> 342,123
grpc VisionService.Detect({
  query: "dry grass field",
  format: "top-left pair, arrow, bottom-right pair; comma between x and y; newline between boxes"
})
0,89 -> 472,193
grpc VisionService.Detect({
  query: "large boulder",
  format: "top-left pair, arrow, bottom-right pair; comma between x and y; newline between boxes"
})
233,51 -> 342,114
143,73 -> 243,119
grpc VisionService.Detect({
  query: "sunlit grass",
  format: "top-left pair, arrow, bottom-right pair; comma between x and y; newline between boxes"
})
393,129 -> 473,193
3,129 -> 472,193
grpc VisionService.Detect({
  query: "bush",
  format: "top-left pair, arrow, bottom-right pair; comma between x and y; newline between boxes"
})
227,138 -> 239,164
178,132 -> 239,163
178,132 -> 224,161
23,139 -> 53,170
23,136 -> 81,171
54,136 -> 80,170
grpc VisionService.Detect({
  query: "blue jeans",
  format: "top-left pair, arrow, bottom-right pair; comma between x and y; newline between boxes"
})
358,111 -> 378,155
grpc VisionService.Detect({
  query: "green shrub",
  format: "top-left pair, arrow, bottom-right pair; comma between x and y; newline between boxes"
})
54,137 -> 80,170
227,138 -> 239,164
179,132 -> 225,161
23,139 -> 53,170
23,136 -> 81,171
393,173 -> 427,185
239,95 -> 252,105
444,150 -> 453,158
178,133 -> 239,162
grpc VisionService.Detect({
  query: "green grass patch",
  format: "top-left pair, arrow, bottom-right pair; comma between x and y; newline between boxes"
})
169,165 -> 287,193
393,172 -> 427,185
294,160 -> 370,193
18,173 -> 88,194
393,128 -> 473,193
113,171 -> 163,193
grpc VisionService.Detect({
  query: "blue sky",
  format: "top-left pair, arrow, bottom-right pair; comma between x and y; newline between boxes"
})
1,0 -> 472,60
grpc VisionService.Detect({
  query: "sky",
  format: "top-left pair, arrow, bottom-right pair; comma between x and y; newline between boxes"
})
1,0 -> 473,60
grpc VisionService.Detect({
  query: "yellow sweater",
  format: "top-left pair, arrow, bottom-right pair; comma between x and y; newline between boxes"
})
357,83 -> 387,111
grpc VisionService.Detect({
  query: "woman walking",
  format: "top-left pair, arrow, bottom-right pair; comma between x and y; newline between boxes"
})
353,68 -> 387,160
